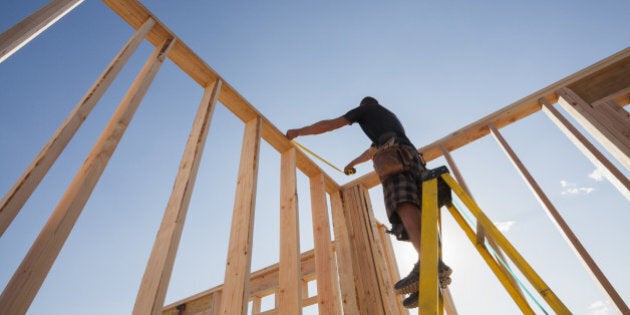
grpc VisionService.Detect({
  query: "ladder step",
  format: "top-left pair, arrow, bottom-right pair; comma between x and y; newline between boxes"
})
421,165 -> 450,181
422,165 -> 452,207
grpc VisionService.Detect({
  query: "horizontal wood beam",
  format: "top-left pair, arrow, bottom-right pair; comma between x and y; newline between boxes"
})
99,0 -> 630,203
101,0 -> 340,194
103,0 -> 629,192
593,86 -> 630,107
162,249 -> 318,314
558,87 -> 630,170
568,53 -> 630,104
344,46 -> 630,190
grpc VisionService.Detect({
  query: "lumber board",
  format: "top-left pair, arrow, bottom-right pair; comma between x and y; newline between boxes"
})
328,190 -> 360,315
133,80 -> 221,315
0,0 -> 84,63
162,250 -> 318,314
490,124 -> 629,313
596,101 -> 630,140
278,148 -> 302,315
376,223 -> 408,315
100,0 -> 340,194
103,0 -> 630,192
0,38 -> 174,315
341,185 -> 386,314
420,48 -> 630,162
219,117 -> 262,315
252,296 -> 262,314
0,18 -> 154,237
309,174 -> 341,315
541,99 -> 630,201
343,46 -> 630,190
359,188 -> 399,315
615,92 -> 630,106
568,54 -> 630,104
600,100 -> 630,126
593,86 -> 630,107
558,87 -> 630,170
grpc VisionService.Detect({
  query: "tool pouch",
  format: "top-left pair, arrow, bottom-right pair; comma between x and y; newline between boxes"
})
372,139 -> 416,181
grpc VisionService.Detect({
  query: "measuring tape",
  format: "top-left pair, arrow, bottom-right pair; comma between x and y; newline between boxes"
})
291,141 -> 355,175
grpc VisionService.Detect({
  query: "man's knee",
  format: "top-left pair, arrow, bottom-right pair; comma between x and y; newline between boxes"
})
397,202 -> 420,215
396,203 -> 421,225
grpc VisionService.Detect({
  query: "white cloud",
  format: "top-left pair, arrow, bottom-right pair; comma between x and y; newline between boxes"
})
494,221 -> 515,233
588,300 -> 613,315
588,169 -> 604,182
560,180 -> 595,196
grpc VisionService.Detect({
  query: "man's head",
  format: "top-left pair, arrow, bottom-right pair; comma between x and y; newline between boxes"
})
360,96 -> 378,106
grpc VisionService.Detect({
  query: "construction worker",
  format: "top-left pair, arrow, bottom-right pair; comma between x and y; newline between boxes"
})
286,96 -> 452,308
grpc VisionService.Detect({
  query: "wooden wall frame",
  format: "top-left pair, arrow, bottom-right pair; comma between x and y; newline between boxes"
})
0,0 -> 628,313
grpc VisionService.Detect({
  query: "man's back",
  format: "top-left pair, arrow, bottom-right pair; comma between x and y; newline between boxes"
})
343,102 -> 414,147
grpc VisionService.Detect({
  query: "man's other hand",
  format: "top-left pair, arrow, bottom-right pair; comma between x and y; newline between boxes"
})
286,129 -> 300,140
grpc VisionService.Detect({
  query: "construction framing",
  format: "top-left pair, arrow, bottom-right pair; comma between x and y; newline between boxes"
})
0,0 -> 629,314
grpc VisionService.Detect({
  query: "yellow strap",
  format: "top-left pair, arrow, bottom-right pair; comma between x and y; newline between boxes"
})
291,141 -> 346,174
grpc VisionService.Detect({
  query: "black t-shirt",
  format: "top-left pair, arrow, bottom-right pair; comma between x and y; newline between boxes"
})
343,103 -> 414,148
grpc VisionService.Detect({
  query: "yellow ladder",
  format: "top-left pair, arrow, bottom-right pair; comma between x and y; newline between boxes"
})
417,166 -> 571,314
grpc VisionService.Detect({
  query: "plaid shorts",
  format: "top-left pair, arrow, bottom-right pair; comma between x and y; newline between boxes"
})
381,145 -> 425,224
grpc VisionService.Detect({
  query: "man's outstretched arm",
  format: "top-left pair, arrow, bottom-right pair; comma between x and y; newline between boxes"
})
286,116 -> 350,140
344,147 -> 376,174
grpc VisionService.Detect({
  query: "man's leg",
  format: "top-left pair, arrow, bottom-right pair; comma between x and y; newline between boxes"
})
392,202 -> 422,297
394,202 -> 452,308
397,202 -> 422,254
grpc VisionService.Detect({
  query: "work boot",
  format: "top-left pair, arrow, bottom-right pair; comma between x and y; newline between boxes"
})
394,262 -> 419,294
394,261 -> 453,294
403,292 -> 419,309
439,263 -> 453,289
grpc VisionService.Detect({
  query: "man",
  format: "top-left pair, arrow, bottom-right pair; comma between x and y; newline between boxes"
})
286,96 -> 452,308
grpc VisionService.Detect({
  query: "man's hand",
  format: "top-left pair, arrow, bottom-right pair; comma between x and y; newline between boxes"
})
286,129 -> 300,140
344,147 -> 375,175
344,164 -> 356,175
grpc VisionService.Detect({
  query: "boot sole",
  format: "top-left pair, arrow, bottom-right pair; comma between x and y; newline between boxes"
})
394,267 -> 453,295
394,281 -> 418,295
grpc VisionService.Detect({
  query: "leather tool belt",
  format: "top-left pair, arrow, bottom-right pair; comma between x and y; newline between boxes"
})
372,137 -> 417,181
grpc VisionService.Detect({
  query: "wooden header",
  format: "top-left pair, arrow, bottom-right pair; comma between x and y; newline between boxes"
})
344,47 -> 630,190
101,0 -> 339,194
162,249 -> 318,314
102,0 -> 630,191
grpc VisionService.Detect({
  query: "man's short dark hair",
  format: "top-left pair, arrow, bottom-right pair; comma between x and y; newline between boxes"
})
360,96 -> 378,106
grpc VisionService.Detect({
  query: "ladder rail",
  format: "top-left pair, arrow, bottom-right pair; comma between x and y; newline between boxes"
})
440,173 -> 571,314
418,179 -> 441,313
444,203 -> 535,314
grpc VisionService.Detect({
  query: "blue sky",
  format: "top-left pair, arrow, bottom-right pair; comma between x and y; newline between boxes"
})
1,1 -> 629,314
